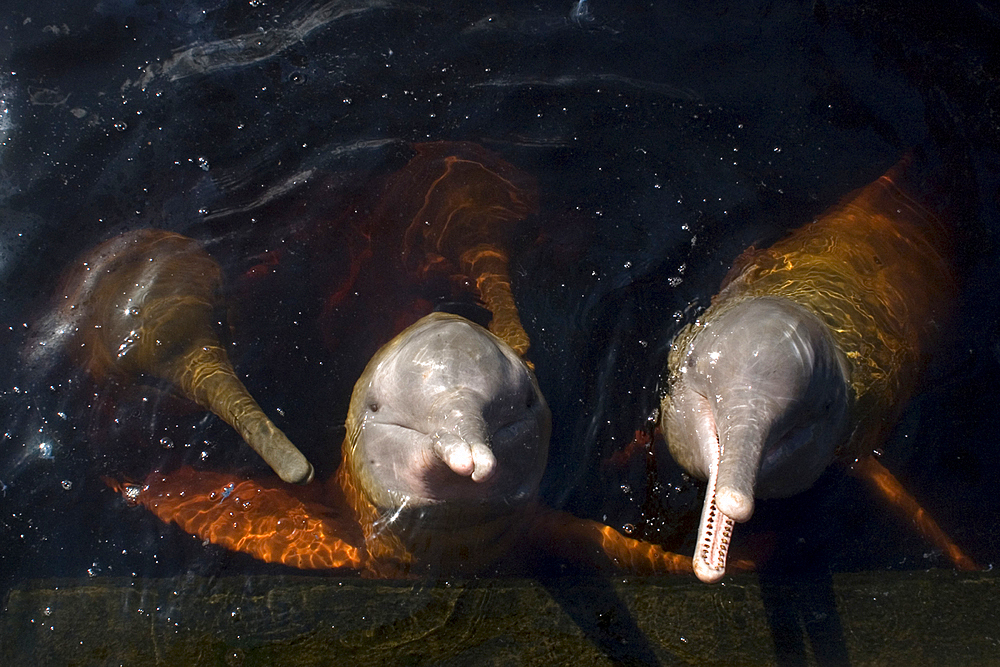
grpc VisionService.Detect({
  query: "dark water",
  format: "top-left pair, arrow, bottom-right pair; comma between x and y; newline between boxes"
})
1,0 -> 999,663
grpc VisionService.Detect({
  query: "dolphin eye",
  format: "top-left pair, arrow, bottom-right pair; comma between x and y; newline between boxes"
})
369,402 -> 379,413
525,391 -> 535,409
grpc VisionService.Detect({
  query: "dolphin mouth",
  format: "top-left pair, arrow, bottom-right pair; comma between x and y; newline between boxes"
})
679,388 -> 737,583
359,420 -> 513,505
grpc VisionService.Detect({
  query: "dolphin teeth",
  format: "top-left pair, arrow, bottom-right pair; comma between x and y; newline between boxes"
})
693,436 -> 736,584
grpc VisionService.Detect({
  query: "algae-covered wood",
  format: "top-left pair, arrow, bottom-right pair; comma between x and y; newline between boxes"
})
3,570 -> 998,666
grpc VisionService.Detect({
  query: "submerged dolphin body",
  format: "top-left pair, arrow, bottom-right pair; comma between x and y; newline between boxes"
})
117,311 -> 692,576
31,229 -> 314,484
661,159 -> 955,582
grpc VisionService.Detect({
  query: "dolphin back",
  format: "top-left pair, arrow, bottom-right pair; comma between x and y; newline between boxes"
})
708,159 -> 954,457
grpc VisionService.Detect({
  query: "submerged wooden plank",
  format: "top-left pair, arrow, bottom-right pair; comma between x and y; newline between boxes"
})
2,570 -> 997,666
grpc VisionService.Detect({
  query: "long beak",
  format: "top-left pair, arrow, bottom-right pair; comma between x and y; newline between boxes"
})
715,398 -> 772,523
692,393 -> 772,583
693,442 -> 736,583
170,343 -> 315,485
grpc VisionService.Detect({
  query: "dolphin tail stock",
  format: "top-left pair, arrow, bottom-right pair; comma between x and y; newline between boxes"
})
106,466 -> 363,570
849,456 -> 979,571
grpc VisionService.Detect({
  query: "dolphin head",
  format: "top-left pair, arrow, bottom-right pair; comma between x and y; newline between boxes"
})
663,297 -> 851,521
345,312 -> 550,513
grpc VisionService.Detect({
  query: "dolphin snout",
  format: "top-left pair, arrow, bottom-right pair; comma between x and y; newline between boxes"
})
433,431 -> 497,482
431,394 -> 497,482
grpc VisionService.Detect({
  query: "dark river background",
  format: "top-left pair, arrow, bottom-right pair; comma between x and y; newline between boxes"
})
1,0 -> 999,664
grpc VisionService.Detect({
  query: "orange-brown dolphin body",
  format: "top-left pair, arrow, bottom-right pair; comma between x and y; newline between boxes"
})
30,229 -> 314,484
320,141 -> 536,360
660,158 -> 974,582
100,142 -> 690,577
113,312 -> 692,577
